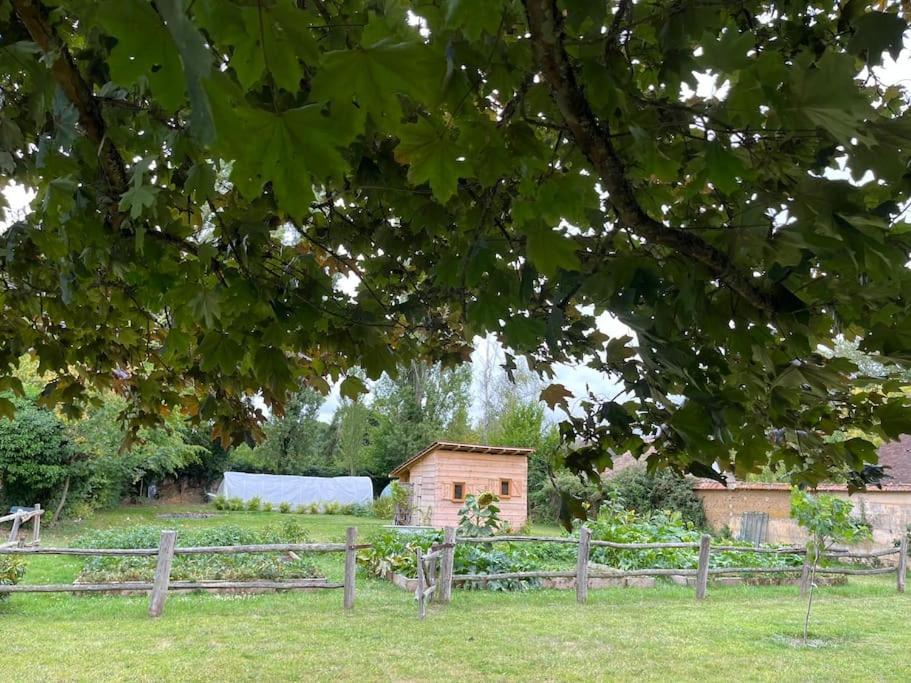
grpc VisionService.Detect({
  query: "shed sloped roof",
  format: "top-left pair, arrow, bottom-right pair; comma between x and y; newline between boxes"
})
389,441 -> 533,477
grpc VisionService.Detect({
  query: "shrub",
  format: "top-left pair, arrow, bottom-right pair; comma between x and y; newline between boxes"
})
323,502 -> 341,515
307,503 -> 320,514
246,496 -> 261,512
279,502 -> 291,514
0,396 -> 77,507
530,469 -> 603,522
262,501 -> 273,512
371,496 -> 395,520
227,497 -> 244,511
0,556 -> 25,599
212,495 -> 227,510
349,503 -> 373,517
295,504 -> 307,514
605,465 -> 707,529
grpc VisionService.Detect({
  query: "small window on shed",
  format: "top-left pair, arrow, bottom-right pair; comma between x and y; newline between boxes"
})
452,482 -> 465,501
500,479 -> 511,498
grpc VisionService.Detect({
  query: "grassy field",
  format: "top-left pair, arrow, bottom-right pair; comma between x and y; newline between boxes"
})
1,504 -> 909,682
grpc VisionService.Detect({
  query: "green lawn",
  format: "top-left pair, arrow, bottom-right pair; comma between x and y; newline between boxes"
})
2,504 -> 909,681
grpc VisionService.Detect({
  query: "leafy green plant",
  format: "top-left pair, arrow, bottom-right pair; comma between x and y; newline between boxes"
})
790,488 -> 872,642
227,497 -> 244,511
323,502 -> 341,515
457,493 -> 502,538
212,495 -> 227,510
246,497 -> 261,512
307,503 -> 320,515
359,528 -> 536,591
0,556 -> 25,599
295,504 -> 307,514
279,502 -> 291,514
339,503 -> 356,516
262,501 -> 273,512
73,522 -> 319,583
588,500 -> 801,571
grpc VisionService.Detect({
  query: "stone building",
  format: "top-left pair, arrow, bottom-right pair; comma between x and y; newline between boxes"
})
693,436 -> 911,549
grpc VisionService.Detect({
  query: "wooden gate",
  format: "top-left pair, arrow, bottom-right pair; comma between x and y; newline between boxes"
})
738,512 -> 769,546
414,528 -> 455,619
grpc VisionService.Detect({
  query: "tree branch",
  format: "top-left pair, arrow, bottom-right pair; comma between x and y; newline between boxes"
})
13,0 -> 204,259
13,0 -> 128,196
522,0 -> 778,316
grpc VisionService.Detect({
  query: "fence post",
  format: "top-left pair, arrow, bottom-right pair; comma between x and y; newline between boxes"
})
148,530 -> 177,618
576,526 -> 591,604
31,503 -> 41,545
898,535 -> 908,594
8,512 -> 21,544
344,526 -> 357,609
695,533 -> 711,600
416,547 -> 426,619
438,527 -> 455,604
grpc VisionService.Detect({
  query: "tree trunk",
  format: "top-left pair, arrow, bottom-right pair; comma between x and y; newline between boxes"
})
50,476 -> 70,527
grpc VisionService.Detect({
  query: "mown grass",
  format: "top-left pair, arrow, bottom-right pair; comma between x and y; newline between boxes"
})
1,503 -> 908,682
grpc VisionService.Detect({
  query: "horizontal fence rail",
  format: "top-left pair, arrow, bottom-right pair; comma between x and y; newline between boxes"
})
1,527 -> 361,618
0,579 -> 343,593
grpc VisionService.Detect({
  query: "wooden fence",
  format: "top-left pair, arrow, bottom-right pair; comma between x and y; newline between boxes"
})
2,521 -> 908,620
0,504 -> 42,549
0,526 -> 361,617
414,528 -> 911,617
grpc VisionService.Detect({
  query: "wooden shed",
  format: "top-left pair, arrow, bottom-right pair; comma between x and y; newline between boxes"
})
389,441 -> 532,528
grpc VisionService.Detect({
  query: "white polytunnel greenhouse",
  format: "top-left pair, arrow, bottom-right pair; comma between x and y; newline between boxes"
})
216,472 -> 374,506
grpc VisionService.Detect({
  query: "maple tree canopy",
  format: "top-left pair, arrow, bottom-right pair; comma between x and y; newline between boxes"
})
2,0 -> 911,499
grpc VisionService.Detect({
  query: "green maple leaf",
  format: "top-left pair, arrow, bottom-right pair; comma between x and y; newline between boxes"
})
209,78 -> 360,219
94,0 -> 185,111
394,119 -> 468,202
524,223 -> 581,277
188,289 -> 222,328
876,400 -> 911,440
704,142 -> 746,195
205,1 -> 317,93
445,0 -> 504,41
700,25 -> 754,73
254,346 -> 294,392
310,39 -> 442,123
118,183 -> 158,219
847,12 -> 906,66
788,52 -> 874,147
339,375 -> 368,400
198,332 -> 243,373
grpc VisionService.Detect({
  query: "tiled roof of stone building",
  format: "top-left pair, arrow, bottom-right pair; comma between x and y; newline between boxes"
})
876,435 -> 911,485
692,434 -> 911,491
